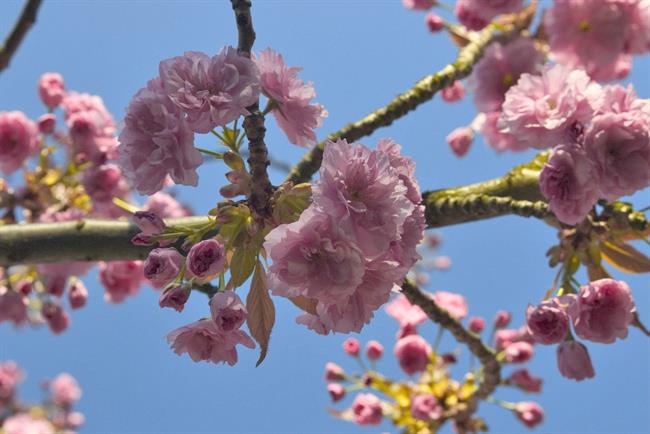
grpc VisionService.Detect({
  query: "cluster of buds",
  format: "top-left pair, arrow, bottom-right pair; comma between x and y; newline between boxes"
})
0,361 -> 84,434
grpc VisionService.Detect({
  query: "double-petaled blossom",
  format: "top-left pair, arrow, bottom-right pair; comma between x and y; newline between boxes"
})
504,341 -> 534,363
2,414 -> 54,434
118,78 -> 202,195
470,37 -> 543,113
99,260 -> 144,304
569,279 -> 635,344
159,284 -> 191,312
514,401 -> 544,428
209,291 -> 247,333
556,340 -> 595,381
166,319 -> 255,365
542,0 -> 648,81
160,47 -> 260,133
0,111 -> 38,175
144,248 -> 184,288
500,64 -> 601,149
38,72 -> 66,109
0,361 -> 23,399
186,239 -> 227,283
394,334 -> 432,375
478,111 -> 527,152
385,294 -> 427,327
37,113 -> 56,135
50,373 -> 81,406
351,393 -> 383,425
455,0 -> 523,31
411,394 -> 442,421
432,291 -> 468,320
526,297 -> 571,344
254,48 -> 327,147
82,163 -> 129,205
539,145 -> 601,225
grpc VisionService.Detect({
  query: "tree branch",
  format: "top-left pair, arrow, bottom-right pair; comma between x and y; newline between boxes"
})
284,22 -> 527,185
401,280 -> 500,427
0,0 -> 43,74
230,0 -> 273,220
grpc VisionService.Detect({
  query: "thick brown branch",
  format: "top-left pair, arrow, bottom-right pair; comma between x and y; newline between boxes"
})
230,0 -> 273,219
401,280 -> 500,426
0,0 -> 43,73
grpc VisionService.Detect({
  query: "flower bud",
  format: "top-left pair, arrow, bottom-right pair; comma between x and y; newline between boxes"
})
494,310 -> 511,329
144,248 -> 183,288
37,113 -> 56,134
504,341 -> 534,364
352,393 -> 383,425
68,280 -> 88,309
514,401 -> 544,428
394,334 -> 431,375
133,211 -> 165,236
411,394 -> 442,421
327,383 -> 345,402
210,291 -> 247,332
38,73 -> 65,109
159,284 -> 191,312
186,239 -> 226,283
342,337 -> 360,357
425,12 -> 445,33
42,302 -> 69,334
508,368 -> 542,393
324,362 -> 345,381
441,80 -> 465,102
223,150 -> 245,171
446,126 -> 473,157
556,341 -> 595,381
365,340 -> 384,361
469,316 -> 485,334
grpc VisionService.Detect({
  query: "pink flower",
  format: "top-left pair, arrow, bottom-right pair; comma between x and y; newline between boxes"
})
526,298 -> 570,344
584,113 -> 650,200
38,72 -> 66,109
324,362 -> 345,381
478,111 -> 526,152
82,163 -> 128,203
133,211 -> 166,236
50,373 -> 81,406
186,239 -> 226,283
144,192 -> 191,218
508,368 -> 542,393
500,64 -> 601,149
504,341 -> 534,364
351,393 -> 383,425
556,341 -> 595,381
494,310 -> 512,328
160,47 -> 260,133
210,291 -> 247,332
539,145 -> 600,225
385,294 -> 427,327
327,383 -> 345,402
41,302 -> 70,334
621,0 -> 650,55
394,334 -> 432,375
425,12 -> 445,33
402,0 -> 435,10
365,340 -> 384,360
470,37 -> 542,112
37,113 -> 56,134
432,291 -> 468,320
441,80 -> 465,103
377,138 -> 422,207
166,319 -> 255,365
456,0 -> 523,30
446,127 -> 473,157
495,327 -> 533,350
569,279 -> 635,343
144,248 -> 183,288
0,111 -> 38,174
3,414 -> 54,434
118,78 -> 202,195
397,322 -> 418,339
159,284 -> 191,312
514,401 -> 544,428
343,337 -> 360,356
469,316 -> 485,334
411,394 -> 442,421
0,287 -> 28,325
265,207 -> 365,305
254,48 -> 327,147
99,260 -> 144,304
543,0 -> 633,81
68,280 -> 88,309
0,361 -> 24,399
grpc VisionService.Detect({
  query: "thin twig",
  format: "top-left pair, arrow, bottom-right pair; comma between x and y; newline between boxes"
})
0,0 -> 43,74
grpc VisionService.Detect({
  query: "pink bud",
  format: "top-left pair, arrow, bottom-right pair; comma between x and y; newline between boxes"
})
508,368 -> 542,393
37,113 -> 56,134
526,298 -> 570,345
394,334 -> 431,375
186,239 -> 226,283
46,275 -> 67,297
324,362 -> 345,381
446,126 -> 473,157
38,72 -> 65,109
210,291 -> 247,332
342,337 -> 360,357
42,302 -> 69,334
144,248 -> 184,289
441,80 -> 465,102
411,394 -> 442,421
351,393 -> 383,425
504,341 -> 534,364
397,322 -> 418,339
365,340 -> 384,361
67,412 -> 85,429
514,401 -> 544,428
50,373 -> 81,406
556,341 -> 595,381
425,12 -> 445,33
432,255 -> 451,269
469,316 -> 485,334
159,285 -> 191,312
494,310 -> 511,328
425,232 -> 441,249
327,383 -> 345,402
441,352 -> 457,364
133,211 -> 165,236
15,280 -> 32,296
68,281 -> 88,309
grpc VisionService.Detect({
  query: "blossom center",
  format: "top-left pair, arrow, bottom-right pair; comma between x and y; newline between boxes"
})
578,20 -> 590,32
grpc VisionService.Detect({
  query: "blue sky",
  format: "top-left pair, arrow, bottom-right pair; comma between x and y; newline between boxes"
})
1,1 -> 649,433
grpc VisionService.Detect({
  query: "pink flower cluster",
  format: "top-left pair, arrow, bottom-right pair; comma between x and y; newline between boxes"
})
0,111 -> 38,174
497,64 -> 649,224
455,0 -> 524,31
265,138 -> 425,334
543,0 -> 650,81
526,279 -> 636,381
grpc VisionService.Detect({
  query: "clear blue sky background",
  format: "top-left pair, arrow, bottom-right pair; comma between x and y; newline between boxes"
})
1,1 -> 649,433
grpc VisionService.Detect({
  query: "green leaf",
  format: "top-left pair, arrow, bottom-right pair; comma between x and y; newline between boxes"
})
246,261 -> 275,366
601,240 -> 650,274
230,247 -> 257,288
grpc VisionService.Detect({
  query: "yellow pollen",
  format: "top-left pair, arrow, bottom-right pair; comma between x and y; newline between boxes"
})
578,20 -> 590,32
502,73 -> 514,87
